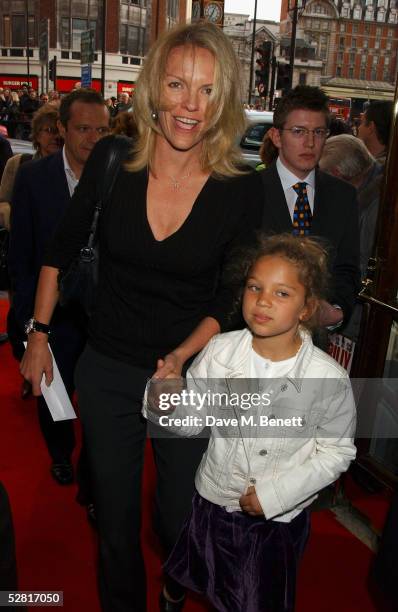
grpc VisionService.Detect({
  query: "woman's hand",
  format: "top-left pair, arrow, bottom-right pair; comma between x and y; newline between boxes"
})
20,333 -> 53,396
153,351 -> 184,380
239,486 -> 264,516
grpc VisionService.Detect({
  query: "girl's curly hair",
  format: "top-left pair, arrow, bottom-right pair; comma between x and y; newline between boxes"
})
227,232 -> 331,331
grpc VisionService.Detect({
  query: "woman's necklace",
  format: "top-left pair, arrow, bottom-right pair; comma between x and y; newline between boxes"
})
168,170 -> 191,191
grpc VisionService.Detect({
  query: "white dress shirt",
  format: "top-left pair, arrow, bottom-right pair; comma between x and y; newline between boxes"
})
62,146 -> 79,196
276,157 -> 315,222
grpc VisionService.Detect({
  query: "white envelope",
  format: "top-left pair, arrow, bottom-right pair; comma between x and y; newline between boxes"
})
23,343 -> 77,422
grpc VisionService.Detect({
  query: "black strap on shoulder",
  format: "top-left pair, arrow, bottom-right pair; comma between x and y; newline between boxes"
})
86,135 -> 132,249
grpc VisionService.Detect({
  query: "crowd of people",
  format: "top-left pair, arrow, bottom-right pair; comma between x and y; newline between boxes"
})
0,84 -> 134,140
0,19 -> 394,612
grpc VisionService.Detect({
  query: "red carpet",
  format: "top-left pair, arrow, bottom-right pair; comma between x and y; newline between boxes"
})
0,298 -> 393,611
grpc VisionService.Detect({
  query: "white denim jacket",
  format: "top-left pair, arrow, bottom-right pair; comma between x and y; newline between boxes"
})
144,328 -> 356,523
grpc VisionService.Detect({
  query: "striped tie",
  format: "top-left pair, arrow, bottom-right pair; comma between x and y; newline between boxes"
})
292,182 -> 312,236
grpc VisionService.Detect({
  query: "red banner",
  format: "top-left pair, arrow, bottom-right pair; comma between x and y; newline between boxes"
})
0,75 -> 39,90
56,77 -> 101,93
117,82 -> 136,95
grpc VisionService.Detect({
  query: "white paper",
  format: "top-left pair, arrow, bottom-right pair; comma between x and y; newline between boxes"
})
24,342 -> 77,422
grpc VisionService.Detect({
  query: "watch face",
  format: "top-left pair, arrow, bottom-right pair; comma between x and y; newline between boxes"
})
192,0 -> 201,19
204,2 -> 223,22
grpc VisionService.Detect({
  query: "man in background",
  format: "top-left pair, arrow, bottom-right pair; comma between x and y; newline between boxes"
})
358,101 -> 393,165
9,89 -> 110,502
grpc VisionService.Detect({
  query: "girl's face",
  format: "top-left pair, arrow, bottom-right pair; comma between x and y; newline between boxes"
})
242,255 -> 311,346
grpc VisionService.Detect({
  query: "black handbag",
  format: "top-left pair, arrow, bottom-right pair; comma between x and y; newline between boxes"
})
58,135 -> 131,315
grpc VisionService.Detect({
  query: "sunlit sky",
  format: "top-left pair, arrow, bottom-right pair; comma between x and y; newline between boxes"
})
224,0 -> 282,22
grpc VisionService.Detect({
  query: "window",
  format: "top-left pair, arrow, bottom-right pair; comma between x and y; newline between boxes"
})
313,20 -> 320,29
384,55 -> 390,65
336,66 -> 342,76
339,36 -> 345,47
388,28 -> 394,37
72,18 -> 87,51
375,39 -> 380,48
376,27 -> 382,35
360,68 -> 366,78
299,72 -> 307,85
361,53 -> 367,64
350,52 -> 356,63
371,68 -> 377,79
383,69 -> 390,80
11,14 -> 25,47
60,17 -> 70,49
365,24 -> 371,34
353,24 -> 358,33
322,20 -> 328,29
338,51 -> 343,62
349,67 -> 354,77
3,16 -> 10,47
373,54 -> 378,65
363,38 -> 368,48
320,45 -> 327,59
377,9 -> 385,21
168,0 -> 179,20
120,24 -> 145,55
354,6 -> 361,19
340,23 -> 346,32
365,8 -> 373,20
352,37 -> 357,47
72,18 -> 97,52
342,6 -> 349,17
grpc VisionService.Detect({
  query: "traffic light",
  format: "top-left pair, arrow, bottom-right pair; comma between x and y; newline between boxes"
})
255,41 -> 272,97
276,63 -> 292,95
49,56 -> 57,83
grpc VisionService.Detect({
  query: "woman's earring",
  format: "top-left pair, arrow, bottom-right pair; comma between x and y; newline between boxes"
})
151,110 -> 158,121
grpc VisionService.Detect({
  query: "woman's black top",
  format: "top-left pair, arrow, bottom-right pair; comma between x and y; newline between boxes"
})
44,136 -> 264,369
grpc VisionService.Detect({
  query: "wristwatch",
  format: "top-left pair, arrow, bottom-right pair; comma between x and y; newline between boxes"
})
24,318 -> 51,336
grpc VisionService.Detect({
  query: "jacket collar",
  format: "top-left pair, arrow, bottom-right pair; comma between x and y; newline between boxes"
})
212,327 -> 315,391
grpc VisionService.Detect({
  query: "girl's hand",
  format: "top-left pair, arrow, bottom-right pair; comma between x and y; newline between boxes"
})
153,352 -> 184,380
239,486 -> 264,516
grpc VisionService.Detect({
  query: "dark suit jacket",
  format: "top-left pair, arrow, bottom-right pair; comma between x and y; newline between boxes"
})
260,162 -> 360,322
0,135 -> 13,183
8,151 -> 86,380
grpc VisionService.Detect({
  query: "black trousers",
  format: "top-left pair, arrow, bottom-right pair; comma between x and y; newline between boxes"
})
75,345 -> 208,612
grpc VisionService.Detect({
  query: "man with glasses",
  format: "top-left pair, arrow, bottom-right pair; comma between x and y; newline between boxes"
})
9,89 -> 110,504
260,85 -> 360,329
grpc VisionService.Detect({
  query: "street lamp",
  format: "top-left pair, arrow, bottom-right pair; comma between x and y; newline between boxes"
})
248,0 -> 258,105
287,0 -> 307,91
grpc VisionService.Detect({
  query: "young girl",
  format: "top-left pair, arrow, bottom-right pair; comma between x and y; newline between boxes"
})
145,234 -> 356,612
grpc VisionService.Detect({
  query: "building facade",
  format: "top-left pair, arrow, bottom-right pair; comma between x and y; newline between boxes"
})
280,0 -> 398,84
0,0 -> 187,97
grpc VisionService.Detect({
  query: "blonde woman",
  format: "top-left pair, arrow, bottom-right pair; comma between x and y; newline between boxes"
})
21,22 -> 263,612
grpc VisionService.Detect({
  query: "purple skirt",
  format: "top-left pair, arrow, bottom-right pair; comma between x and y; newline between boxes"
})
164,492 -> 310,612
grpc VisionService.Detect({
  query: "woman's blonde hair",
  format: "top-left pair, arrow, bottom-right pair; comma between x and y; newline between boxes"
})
128,21 -> 246,177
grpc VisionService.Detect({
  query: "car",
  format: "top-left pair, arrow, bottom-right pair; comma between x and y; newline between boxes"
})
239,110 -> 274,168
8,138 -> 34,155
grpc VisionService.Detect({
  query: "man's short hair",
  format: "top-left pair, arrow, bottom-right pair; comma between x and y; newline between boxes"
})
59,88 -> 107,128
273,85 -> 330,129
320,134 -> 375,181
364,101 -> 393,147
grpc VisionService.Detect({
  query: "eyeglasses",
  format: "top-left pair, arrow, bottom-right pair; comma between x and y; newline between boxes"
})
39,127 -> 59,134
280,127 -> 330,139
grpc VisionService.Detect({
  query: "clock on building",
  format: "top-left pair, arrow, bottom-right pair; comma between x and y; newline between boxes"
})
203,1 -> 223,23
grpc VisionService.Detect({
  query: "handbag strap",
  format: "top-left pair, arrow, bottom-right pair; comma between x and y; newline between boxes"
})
86,135 -> 131,249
